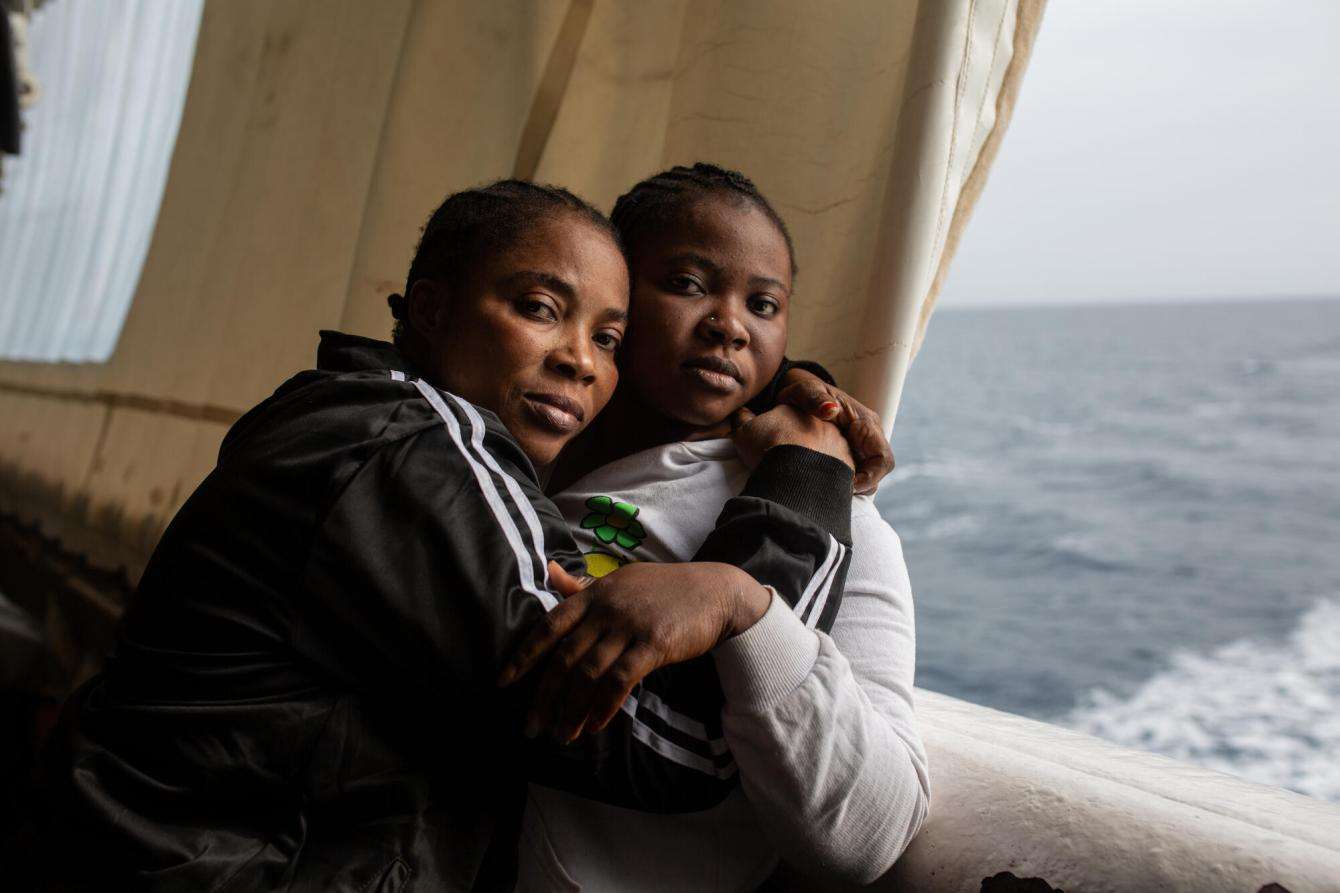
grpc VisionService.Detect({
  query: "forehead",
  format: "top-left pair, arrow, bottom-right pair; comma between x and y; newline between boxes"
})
486,214 -> 630,309
640,195 -> 792,284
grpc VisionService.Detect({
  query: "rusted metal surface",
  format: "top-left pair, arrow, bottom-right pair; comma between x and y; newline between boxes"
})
0,510 -> 129,696
981,872 -> 1063,893
0,380 -> 242,426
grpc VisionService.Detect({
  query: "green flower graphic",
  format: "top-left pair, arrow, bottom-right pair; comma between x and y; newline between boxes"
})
580,495 -> 646,550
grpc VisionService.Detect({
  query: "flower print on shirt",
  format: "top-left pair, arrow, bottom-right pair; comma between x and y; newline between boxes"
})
579,495 -> 646,551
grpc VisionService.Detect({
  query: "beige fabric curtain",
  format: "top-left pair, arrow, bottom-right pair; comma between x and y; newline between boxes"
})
0,0 -> 1043,572
340,0 -> 1046,429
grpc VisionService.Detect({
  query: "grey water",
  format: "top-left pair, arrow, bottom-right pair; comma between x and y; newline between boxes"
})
875,297 -> 1340,801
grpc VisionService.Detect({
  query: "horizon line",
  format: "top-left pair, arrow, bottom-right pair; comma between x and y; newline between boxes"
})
938,293 -> 1340,312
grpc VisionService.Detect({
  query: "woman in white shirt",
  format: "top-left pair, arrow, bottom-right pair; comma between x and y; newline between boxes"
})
517,163 -> 929,891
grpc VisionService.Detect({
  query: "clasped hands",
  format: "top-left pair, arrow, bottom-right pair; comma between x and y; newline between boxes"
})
498,372 -> 891,743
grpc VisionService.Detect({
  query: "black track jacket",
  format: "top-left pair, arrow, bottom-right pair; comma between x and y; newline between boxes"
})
35,332 -> 853,891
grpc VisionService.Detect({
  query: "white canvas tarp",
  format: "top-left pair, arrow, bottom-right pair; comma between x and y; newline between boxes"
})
0,0 -> 1043,566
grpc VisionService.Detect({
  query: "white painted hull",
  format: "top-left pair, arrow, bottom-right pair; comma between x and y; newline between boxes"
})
873,691 -> 1340,892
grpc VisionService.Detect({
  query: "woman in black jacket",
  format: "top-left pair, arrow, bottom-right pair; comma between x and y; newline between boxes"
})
32,181 -> 860,892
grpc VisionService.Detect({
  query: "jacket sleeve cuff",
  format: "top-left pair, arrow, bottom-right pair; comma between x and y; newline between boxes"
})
713,589 -> 820,710
741,445 -> 853,543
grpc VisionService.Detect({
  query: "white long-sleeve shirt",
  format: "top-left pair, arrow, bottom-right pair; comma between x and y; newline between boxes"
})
519,438 -> 929,891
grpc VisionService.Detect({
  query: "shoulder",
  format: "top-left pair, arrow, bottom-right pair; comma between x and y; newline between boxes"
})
222,368 -> 438,456
232,369 -> 538,497
359,378 -> 539,492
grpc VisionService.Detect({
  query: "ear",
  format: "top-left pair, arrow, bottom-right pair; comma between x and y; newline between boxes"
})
406,279 -> 450,341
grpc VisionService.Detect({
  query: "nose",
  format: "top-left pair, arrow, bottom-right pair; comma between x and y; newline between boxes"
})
697,302 -> 749,350
548,333 -> 598,385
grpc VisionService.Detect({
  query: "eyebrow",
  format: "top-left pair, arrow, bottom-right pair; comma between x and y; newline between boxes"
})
501,270 -> 628,323
499,270 -> 576,301
749,274 -> 791,296
665,252 -> 721,276
666,253 -> 789,296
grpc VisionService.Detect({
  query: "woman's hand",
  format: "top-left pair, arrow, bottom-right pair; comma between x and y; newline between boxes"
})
498,562 -> 771,743
731,404 -> 855,472
774,368 -> 894,494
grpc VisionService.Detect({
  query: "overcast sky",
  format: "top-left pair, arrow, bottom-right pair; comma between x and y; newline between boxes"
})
941,0 -> 1340,307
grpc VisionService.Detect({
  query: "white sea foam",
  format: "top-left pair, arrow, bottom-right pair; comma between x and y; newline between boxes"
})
1066,599 -> 1340,803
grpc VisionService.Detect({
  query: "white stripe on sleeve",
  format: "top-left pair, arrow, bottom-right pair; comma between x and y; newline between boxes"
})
449,394 -> 554,595
626,712 -> 737,779
792,535 -> 843,622
629,689 -> 729,755
803,541 -> 846,629
412,380 -> 558,612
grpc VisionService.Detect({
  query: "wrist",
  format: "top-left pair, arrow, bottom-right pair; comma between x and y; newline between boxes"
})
722,570 -> 772,639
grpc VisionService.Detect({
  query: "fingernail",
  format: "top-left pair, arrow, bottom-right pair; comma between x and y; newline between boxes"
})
523,714 -> 540,739
820,401 -> 840,419
497,669 -> 512,687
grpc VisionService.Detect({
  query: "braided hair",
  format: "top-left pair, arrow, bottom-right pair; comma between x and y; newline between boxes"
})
609,162 -> 796,276
389,179 -> 619,348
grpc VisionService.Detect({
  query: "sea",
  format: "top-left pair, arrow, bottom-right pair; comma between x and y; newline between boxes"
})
873,297 -> 1340,803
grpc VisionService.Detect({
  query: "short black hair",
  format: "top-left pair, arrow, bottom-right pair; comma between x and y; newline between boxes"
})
389,179 -> 619,347
609,162 -> 796,276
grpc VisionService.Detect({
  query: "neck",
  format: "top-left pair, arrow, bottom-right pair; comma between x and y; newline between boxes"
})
397,336 -> 429,381
547,387 -> 726,493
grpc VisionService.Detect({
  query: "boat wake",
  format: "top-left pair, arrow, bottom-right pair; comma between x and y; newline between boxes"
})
1066,598 -> 1340,803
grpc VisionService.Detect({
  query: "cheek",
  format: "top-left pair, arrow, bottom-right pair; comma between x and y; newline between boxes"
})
457,331 -> 545,410
592,362 -> 619,413
630,292 -> 692,346
750,320 -> 788,369
623,312 -> 677,374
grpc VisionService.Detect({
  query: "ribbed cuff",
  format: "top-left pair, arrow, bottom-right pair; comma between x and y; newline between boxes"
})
713,590 -> 820,710
742,445 -> 853,543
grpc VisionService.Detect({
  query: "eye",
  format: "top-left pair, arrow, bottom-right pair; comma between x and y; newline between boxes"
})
518,295 -> 558,321
593,329 -> 622,353
749,295 -> 781,318
667,274 -> 705,296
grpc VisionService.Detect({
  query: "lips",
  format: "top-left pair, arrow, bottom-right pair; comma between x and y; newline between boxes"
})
522,391 -> 585,433
682,355 -> 742,393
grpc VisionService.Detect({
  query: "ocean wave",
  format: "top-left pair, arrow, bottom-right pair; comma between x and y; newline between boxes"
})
1189,400 -> 1244,419
892,458 -> 988,484
1066,598 -> 1340,803
1011,415 -> 1086,437
1278,354 -> 1340,376
917,514 -> 983,541
895,513 -> 984,543
1235,357 -> 1276,377
1049,533 -> 1128,572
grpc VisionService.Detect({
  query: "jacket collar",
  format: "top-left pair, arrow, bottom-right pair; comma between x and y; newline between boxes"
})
316,330 -> 413,376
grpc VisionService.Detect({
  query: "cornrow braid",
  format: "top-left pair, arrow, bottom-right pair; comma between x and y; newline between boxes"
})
389,179 -> 619,348
610,162 -> 796,276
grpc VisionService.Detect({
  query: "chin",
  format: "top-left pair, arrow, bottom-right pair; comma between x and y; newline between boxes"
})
669,398 -> 737,428
520,444 -> 562,470
503,421 -> 564,469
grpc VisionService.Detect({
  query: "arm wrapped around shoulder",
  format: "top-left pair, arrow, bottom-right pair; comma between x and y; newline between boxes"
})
714,500 -> 930,884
